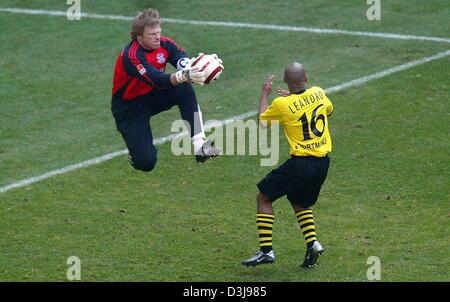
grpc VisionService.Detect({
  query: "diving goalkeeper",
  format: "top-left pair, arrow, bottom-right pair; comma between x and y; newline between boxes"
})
111,9 -> 221,172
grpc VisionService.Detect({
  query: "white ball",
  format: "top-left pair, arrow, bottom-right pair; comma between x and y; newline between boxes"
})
190,54 -> 223,84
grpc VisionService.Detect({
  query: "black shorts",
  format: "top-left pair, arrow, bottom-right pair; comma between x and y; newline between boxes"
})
257,155 -> 330,208
111,83 -> 199,171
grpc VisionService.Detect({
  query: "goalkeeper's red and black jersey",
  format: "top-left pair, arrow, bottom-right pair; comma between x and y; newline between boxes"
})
112,37 -> 187,101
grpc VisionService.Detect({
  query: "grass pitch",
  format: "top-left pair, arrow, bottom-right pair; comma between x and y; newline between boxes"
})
0,0 -> 449,281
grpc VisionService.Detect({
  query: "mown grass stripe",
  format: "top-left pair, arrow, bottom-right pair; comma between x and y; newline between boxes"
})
0,7 -> 449,43
0,47 -> 448,193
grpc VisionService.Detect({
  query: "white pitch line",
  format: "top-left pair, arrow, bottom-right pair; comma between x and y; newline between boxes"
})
0,110 -> 258,194
162,18 -> 450,44
0,7 -> 449,43
1,49 -> 449,194
325,49 -> 450,94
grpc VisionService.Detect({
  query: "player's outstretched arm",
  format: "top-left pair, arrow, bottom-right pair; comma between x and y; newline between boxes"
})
258,75 -> 274,127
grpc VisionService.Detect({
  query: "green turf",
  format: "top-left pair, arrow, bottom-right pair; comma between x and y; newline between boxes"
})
0,1 -> 449,281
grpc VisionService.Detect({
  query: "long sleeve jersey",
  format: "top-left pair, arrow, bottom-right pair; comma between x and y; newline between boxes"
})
112,37 -> 187,101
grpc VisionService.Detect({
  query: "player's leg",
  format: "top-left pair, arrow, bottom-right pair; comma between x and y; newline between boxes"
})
291,202 -> 318,249
112,99 -> 158,172
120,123 -> 157,172
256,192 -> 275,254
242,192 -> 276,267
287,156 -> 330,267
257,192 -> 274,214
167,83 -> 221,162
290,202 -> 324,268
242,159 -> 296,267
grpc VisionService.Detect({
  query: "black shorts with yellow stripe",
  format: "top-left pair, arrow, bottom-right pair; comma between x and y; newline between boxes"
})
257,155 -> 330,208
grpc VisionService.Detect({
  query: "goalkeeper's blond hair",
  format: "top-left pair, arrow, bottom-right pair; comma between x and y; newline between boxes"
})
130,9 -> 161,40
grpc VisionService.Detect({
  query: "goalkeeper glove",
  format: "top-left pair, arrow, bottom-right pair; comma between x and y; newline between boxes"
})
210,53 -> 224,69
175,67 -> 206,85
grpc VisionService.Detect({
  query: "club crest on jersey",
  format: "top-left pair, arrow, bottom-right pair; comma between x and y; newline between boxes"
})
156,53 -> 166,64
136,64 -> 146,75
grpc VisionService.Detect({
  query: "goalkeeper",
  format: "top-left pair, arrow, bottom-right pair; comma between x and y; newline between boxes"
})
111,8 -> 221,172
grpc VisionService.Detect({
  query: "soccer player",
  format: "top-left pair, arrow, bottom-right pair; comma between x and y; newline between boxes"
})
111,9 -> 221,172
242,62 -> 333,268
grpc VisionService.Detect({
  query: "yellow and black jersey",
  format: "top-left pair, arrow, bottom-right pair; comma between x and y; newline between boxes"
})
259,86 -> 333,157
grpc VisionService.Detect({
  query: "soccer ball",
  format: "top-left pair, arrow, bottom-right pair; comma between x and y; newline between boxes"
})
190,54 -> 224,84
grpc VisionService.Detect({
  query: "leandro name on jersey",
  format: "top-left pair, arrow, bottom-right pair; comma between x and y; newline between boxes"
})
259,86 -> 334,157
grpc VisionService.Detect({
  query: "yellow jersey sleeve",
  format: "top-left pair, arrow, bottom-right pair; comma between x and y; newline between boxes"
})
321,88 -> 334,116
259,98 -> 283,126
